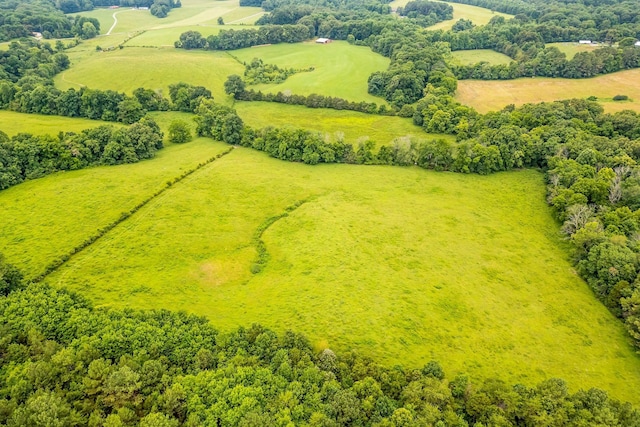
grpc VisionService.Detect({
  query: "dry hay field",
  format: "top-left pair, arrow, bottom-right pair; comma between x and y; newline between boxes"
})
456,69 -> 640,113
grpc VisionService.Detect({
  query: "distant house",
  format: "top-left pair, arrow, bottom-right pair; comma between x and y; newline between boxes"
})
579,40 -> 592,44
315,38 -> 331,44
108,5 -> 119,8
635,41 -> 640,47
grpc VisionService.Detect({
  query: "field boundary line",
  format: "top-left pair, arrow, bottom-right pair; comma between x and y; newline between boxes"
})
32,145 -> 235,283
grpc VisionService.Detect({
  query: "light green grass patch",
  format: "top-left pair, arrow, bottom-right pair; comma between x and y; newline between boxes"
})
234,101 -> 448,146
547,42 -> 603,59
450,49 -> 513,66
221,7 -> 265,24
456,68 -> 640,113
0,111 -> 124,136
0,137 -> 228,276
231,41 -> 389,104
9,146 -> 634,404
54,47 -> 243,100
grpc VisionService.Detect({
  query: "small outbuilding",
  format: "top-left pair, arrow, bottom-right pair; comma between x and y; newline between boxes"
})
635,41 -> 640,47
315,38 -> 331,44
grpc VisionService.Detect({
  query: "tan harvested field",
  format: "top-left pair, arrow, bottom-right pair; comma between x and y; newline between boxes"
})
456,69 -> 640,113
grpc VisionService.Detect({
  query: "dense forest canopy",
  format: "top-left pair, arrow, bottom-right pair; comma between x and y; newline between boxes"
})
0,0 -> 100,40
1,278 -> 639,426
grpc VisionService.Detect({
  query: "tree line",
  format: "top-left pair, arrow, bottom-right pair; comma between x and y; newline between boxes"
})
0,274 -> 638,426
224,74 -> 391,115
0,43 -> 211,121
0,117 -> 164,191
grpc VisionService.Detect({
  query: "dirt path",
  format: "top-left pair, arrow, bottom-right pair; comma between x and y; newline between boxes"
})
106,9 -> 130,35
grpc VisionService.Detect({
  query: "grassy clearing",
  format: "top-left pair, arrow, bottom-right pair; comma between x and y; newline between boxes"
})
54,47 -> 243,100
391,0 -> 512,31
547,42 -> 603,59
70,0 -> 262,46
0,136 -> 229,277
1,146 -> 629,403
428,2 -> 511,31
234,101 -> 449,146
124,26 -> 223,47
456,69 -> 640,113
450,49 -> 513,65
0,111 -> 123,136
231,41 -> 389,104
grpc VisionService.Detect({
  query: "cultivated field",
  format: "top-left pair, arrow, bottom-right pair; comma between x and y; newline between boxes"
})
456,69 -> 640,113
0,145 -> 636,402
450,49 -> 513,66
231,41 -> 390,104
0,111 -> 123,136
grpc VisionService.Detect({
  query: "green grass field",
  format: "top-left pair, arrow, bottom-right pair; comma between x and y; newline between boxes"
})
450,49 -> 513,66
456,69 -> 640,113
0,145 -> 637,402
54,47 -> 243,100
0,136 -> 228,277
234,101 -> 450,146
231,41 -> 390,104
0,111 -> 123,136
547,42 -> 603,59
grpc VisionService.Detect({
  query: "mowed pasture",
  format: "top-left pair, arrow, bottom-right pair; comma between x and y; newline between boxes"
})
1,144 -> 637,402
234,101 -> 451,146
231,41 -> 390,104
547,41 -> 603,59
70,0 -> 261,36
0,111 -> 123,136
54,47 -> 243,100
450,49 -> 513,66
456,69 -> 640,113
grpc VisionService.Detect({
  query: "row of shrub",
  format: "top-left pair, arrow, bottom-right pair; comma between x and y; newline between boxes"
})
31,147 -> 234,282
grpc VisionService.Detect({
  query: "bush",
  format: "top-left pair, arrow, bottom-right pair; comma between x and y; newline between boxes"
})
168,120 -> 192,144
613,94 -> 629,101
